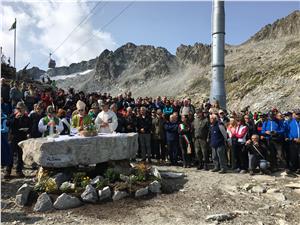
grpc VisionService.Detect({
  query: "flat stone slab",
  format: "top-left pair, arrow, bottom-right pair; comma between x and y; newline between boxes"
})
19,133 -> 138,168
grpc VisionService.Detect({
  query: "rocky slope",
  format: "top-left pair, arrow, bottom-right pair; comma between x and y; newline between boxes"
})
24,10 -> 300,111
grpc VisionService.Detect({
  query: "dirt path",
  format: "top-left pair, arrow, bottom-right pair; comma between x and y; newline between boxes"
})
1,166 -> 300,225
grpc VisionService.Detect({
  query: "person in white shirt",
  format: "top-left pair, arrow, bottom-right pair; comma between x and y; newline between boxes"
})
95,102 -> 118,133
38,105 -> 64,137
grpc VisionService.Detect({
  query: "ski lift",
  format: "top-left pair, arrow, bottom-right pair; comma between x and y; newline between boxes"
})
48,53 -> 56,69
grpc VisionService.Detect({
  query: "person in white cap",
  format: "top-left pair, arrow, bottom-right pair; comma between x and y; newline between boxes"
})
71,100 -> 93,131
95,102 -> 118,133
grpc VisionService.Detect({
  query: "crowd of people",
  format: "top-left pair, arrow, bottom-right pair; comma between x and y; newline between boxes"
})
1,78 -> 300,179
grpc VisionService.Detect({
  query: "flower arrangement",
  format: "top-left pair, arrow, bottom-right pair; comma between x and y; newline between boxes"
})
80,124 -> 97,137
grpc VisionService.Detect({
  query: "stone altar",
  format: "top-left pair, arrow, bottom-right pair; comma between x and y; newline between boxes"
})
19,133 -> 138,168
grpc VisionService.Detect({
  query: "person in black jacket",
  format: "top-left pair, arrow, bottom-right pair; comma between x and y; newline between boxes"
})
124,107 -> 137,133
10,102 -> 31,177
136,107 -> 152,162
29,102 -> 44,138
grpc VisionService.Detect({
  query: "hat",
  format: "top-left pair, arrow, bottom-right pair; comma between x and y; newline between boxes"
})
16,101 -> 26,109
47,105 -> 55,114
76,100 -> 86,110
91,103 -> 99,109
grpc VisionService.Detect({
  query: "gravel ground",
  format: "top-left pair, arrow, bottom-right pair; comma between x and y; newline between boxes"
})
1,165 -> 300,225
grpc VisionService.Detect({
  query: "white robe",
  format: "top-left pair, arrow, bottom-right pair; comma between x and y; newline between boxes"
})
95,110 -> 118,133
38,116 -> 64,136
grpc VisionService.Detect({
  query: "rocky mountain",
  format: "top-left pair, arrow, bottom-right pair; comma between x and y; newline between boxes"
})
247,10 -> 300,43
47,58 -> 97,77
17,66 -> 45,80
23,10 -> 300,111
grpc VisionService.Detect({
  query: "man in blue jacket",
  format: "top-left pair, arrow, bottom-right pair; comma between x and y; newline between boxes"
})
209,114 -> 228,173
164,114 -> 179,165
288,109 -> 300,173
261,112 -> 285,170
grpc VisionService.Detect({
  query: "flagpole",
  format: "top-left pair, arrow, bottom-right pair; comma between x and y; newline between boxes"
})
14,18 -> 16,69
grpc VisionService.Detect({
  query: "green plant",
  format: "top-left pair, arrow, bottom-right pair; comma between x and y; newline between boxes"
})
104,168 -> 120,183
96,178 -> 109,190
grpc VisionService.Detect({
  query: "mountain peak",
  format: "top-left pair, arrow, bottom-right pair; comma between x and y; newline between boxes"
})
248,10 -> 300,42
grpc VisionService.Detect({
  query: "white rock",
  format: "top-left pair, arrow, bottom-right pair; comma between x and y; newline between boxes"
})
112,191 -> 128,201
15,183 -> 33,206
251,185 -> 266,193
268,193 -> 286,202
135,187 -> 149,197
149,180 -> 161,193
53,193 -> 82,210
150,167 -> 161,179
19,133 -> 138,168
120,174 -> 130,182
242,183 -> 254,191
285,182 -> 300,189
278,219 -> 289,225
53,172 -> 71,187
98,186 -> 111,201
34,192 -> 53,212
81,185 -> 98,203
90,176 -> 104,185
267,188 -> 280,194
59,182 -> 75,192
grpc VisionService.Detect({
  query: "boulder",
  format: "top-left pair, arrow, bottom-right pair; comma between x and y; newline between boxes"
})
112,191 -> 128,201
149,180 -> 161,193
53,172 -> 72,187
98,186 -> 111,201
19,133 -> 138,168
90,176 -> 104,185
15,183 -> 33,206
33,192 -> 53,212
53,193 -> 82,210
81,185 -> 98,203
135,187 -> 149,198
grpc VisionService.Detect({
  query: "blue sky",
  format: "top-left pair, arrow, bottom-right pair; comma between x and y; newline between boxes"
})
1,1 -> 299,70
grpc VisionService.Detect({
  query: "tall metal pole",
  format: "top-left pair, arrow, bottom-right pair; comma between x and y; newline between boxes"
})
14,18 -> 16,69
210,0 -> 226,109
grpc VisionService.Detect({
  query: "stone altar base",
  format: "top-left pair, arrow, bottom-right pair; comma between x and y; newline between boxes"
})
19,133 -> 138,168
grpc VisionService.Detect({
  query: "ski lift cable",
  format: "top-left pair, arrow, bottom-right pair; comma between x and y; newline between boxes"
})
37,0 -> 106,68
63,1 -> 135,64
51,0 -> 104,54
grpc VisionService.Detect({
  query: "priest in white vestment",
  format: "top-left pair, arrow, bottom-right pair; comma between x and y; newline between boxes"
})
95,102 -> 118,133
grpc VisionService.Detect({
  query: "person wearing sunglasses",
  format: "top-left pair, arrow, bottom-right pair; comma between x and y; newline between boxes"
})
71,100 -> 93,132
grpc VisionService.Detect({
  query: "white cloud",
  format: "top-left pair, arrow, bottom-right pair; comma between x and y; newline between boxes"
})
0,1 -> 117,70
